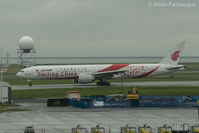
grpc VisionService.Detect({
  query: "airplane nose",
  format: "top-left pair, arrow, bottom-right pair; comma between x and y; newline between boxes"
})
16,72 -> 21,77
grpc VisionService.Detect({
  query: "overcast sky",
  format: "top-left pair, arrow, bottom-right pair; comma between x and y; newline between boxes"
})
0,0 -> 198,57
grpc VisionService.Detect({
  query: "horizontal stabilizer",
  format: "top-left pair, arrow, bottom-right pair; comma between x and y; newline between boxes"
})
166,65 -> 185,70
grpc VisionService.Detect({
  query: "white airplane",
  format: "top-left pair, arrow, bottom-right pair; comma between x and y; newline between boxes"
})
17,42 -> 185,86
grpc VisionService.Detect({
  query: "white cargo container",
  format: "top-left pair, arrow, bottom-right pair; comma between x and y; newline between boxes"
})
0,82 -> 11,103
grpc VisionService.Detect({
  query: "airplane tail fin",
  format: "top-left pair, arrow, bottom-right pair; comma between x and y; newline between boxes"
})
160,41 -> 185,65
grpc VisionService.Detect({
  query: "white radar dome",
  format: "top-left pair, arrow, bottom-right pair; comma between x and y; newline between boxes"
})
18,36 -> 34,50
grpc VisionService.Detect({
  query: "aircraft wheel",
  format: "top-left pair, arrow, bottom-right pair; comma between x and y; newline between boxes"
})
96,81 -> 110,86
106,82 -> 110,86
29,83 -> 32,87
27,79 -> 32,87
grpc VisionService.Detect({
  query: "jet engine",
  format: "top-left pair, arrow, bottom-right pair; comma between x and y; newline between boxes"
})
73,73 -> 94,84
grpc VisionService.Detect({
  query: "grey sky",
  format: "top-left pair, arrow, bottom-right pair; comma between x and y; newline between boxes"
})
0,0 -> 198,57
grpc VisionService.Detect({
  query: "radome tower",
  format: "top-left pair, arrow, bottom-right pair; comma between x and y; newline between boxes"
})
17,36 -> 36,67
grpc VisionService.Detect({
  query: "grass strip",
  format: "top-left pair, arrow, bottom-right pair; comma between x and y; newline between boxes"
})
12,86 -> 199,99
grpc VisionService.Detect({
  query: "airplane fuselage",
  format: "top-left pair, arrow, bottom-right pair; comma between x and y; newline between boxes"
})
17,64 -> 183,80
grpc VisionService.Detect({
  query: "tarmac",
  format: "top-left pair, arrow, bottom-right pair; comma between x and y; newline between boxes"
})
0,102 -> 198,133
4,80 -> 199,133
12,81 -> 199,90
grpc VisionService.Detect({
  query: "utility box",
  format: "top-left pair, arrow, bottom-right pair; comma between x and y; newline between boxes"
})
121,126 -> 136,133
0,82 -> 11,103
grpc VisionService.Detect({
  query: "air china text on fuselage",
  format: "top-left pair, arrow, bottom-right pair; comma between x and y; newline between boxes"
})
17,41 -> 185,86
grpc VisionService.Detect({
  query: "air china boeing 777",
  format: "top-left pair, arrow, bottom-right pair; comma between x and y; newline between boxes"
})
17,42 -> 185,86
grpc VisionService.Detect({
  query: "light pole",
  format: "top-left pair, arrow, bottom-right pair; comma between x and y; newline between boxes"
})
0,48 -> 3,104
0,48 -> 2,82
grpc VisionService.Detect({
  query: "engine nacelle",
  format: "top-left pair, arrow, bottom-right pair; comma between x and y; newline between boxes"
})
73,73 -> 94,84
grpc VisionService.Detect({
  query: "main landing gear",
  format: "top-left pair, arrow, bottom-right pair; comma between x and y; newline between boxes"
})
96,79 -> 110,86
27,79 -> 32,87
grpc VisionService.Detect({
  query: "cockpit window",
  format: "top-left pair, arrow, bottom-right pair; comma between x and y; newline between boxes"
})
20,71 -> 24,73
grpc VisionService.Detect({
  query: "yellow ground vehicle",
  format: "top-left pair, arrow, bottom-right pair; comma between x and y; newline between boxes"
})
127,87 -> 139,100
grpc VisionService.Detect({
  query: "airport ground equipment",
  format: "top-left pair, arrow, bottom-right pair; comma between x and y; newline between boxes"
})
24,126 -> 35,133
127,87 -> 139,107
69,95 -> 139,108
171,123 -> 189,133
91,125 -> 105,133
190,126 -> 199,133
138,125 -> 152,133
0,82 -> 11,103
121,125 -> 136,133
72,125 -> 87,133
47,98 -> 69,107
158,126 -> 172,133
139,96 -> 199,107
69,95 -> 199,108
47,89 -> 199,108
127,87 -> 139,100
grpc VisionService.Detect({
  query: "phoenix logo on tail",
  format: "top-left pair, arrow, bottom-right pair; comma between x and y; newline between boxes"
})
171,51 -> 180,61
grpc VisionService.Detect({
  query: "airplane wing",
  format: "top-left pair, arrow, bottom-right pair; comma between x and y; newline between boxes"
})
94,69 -> 128,78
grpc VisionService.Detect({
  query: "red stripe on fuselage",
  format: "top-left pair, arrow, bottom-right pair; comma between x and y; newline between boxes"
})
134,65 -> 160,78
97,64 -> 129,72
